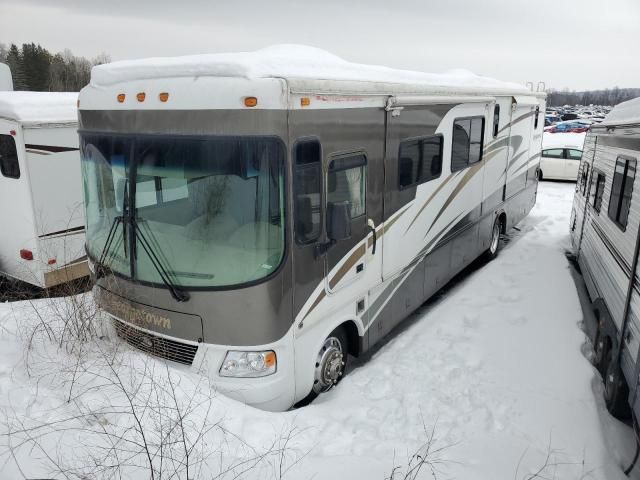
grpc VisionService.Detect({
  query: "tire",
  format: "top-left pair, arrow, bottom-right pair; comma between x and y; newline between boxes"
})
297,326 -> 348,407
592,331 -> 610,377
484,215 -> 503,261
537,169 -> 543,181
603,350 -> 631,419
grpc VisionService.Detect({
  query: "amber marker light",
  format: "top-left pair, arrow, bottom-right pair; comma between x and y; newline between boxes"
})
117,94 -> 126,103
244,96 -> 258,107
136,92 -> 146,102
159,92 -> 170,102
301,97 -> 311,107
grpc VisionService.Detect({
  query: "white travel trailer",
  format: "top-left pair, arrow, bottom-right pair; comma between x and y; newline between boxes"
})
0,63 -> 12,91
79,46 -> 545,411
570,97 -> 640,419
0,92 -> 89,288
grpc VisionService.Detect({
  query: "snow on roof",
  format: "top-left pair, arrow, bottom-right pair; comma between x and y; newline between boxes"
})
602,97 -> 640,126
542,132 -> 587,150
91,44 -> 530,94
0,91 -> 78,124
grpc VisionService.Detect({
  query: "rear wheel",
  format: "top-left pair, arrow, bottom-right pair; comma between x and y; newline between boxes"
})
603,350 -> 631,419
484,215 -> 503,261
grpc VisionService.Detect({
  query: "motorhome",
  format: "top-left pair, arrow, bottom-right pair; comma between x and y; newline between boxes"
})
79,45 -> 545,411
0,91 -> 89,288
570,97 -> 640,419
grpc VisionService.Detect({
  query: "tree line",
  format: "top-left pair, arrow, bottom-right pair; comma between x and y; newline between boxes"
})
546,87 -> 640,107
0,42 -> 110,92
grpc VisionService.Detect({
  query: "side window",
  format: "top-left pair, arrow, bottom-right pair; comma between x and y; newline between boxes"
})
542,149 -> 564,159
451,117 -> 484,172
398,135 -> 443,189
493,104 -> 500,138
567,149 -> 583,161
592,171 -> 605,213
534,106 -> 540,129
608,156 -> 637,230
328,154 -> 366,219
294,139 -> 322,244
0,134 -> 20,179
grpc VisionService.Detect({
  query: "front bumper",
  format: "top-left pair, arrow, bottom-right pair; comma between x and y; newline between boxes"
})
110,315 -> 296,411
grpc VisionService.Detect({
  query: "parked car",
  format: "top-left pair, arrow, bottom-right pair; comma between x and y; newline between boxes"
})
547,121 -> 591,133
538,147 -> 583,181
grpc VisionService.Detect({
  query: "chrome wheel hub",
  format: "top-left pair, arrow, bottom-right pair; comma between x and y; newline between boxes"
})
313,337 -> 345,394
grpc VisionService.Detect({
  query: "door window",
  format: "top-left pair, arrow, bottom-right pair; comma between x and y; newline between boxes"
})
592,171 -> 605,213
542,149 -> 564,159
567,149 -> 583,161
328,154 -> 366,219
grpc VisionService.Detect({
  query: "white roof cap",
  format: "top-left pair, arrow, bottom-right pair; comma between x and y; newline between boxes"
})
542,132 -> 587,150
91,44 -> 530,94
602,97 -> 640,126
0,91 -> 78,124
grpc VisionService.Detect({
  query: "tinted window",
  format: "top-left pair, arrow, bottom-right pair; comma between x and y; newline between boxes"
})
542,149 -> 564,159
0,134 -> 20,179
398,135 -> 443,188
534,106 -> 540,129
328,154 -> 366,219
592,172 -> 605,213
294,139 -> 322,244
493,104 -> 500,137
608,156 -> 636,230
451,117 -> 484,172
567,149 -> 583,161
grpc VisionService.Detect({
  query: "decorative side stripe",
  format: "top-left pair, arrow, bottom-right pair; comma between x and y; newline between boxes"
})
25,144 -> 79,154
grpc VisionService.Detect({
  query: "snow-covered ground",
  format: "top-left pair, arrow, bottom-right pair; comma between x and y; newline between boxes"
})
0,181 -> 637,479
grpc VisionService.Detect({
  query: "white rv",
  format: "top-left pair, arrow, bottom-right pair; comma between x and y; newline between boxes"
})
570,97 -> 640,419
79,45 -> 545,411
0,92 -> 89,288
0,63 -> 12,91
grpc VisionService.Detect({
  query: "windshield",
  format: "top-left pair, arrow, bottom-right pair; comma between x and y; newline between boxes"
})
81,134 -> 286,289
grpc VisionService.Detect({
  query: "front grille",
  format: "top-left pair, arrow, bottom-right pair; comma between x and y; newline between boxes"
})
113,319 -> 199,366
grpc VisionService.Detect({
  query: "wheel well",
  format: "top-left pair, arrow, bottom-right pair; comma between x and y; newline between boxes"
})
340,321 -> 361,357
593,301 -> 619,352
498,212 -> 507,234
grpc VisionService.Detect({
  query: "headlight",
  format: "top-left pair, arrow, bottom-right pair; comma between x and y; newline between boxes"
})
219,350 -> 277,378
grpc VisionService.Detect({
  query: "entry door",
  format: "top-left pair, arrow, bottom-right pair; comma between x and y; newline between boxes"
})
323,112 -> 385,295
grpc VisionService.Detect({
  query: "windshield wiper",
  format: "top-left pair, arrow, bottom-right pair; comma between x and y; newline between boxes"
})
95,180 -> 129,279
132,220 -> 190,303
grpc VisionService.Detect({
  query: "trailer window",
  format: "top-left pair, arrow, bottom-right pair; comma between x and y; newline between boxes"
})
493,105 -> 500,137
398,135 -> 443,189
328,154 -> 366,219
534,106 -> 540,129
451,117 -> 484,172
592,172 -> 605,213
0,134 -> 20,179
294,139 -> 322,244
608,156 -> 636,230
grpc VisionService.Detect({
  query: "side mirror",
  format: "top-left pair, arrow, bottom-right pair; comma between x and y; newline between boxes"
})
296,196 -> 313,238
327,201 -> 351,242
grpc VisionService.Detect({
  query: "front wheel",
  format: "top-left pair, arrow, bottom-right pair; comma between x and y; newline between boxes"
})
298,327 -> 348,406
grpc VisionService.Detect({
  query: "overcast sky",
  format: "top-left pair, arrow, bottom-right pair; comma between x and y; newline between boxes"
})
1,0 -> 638,91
